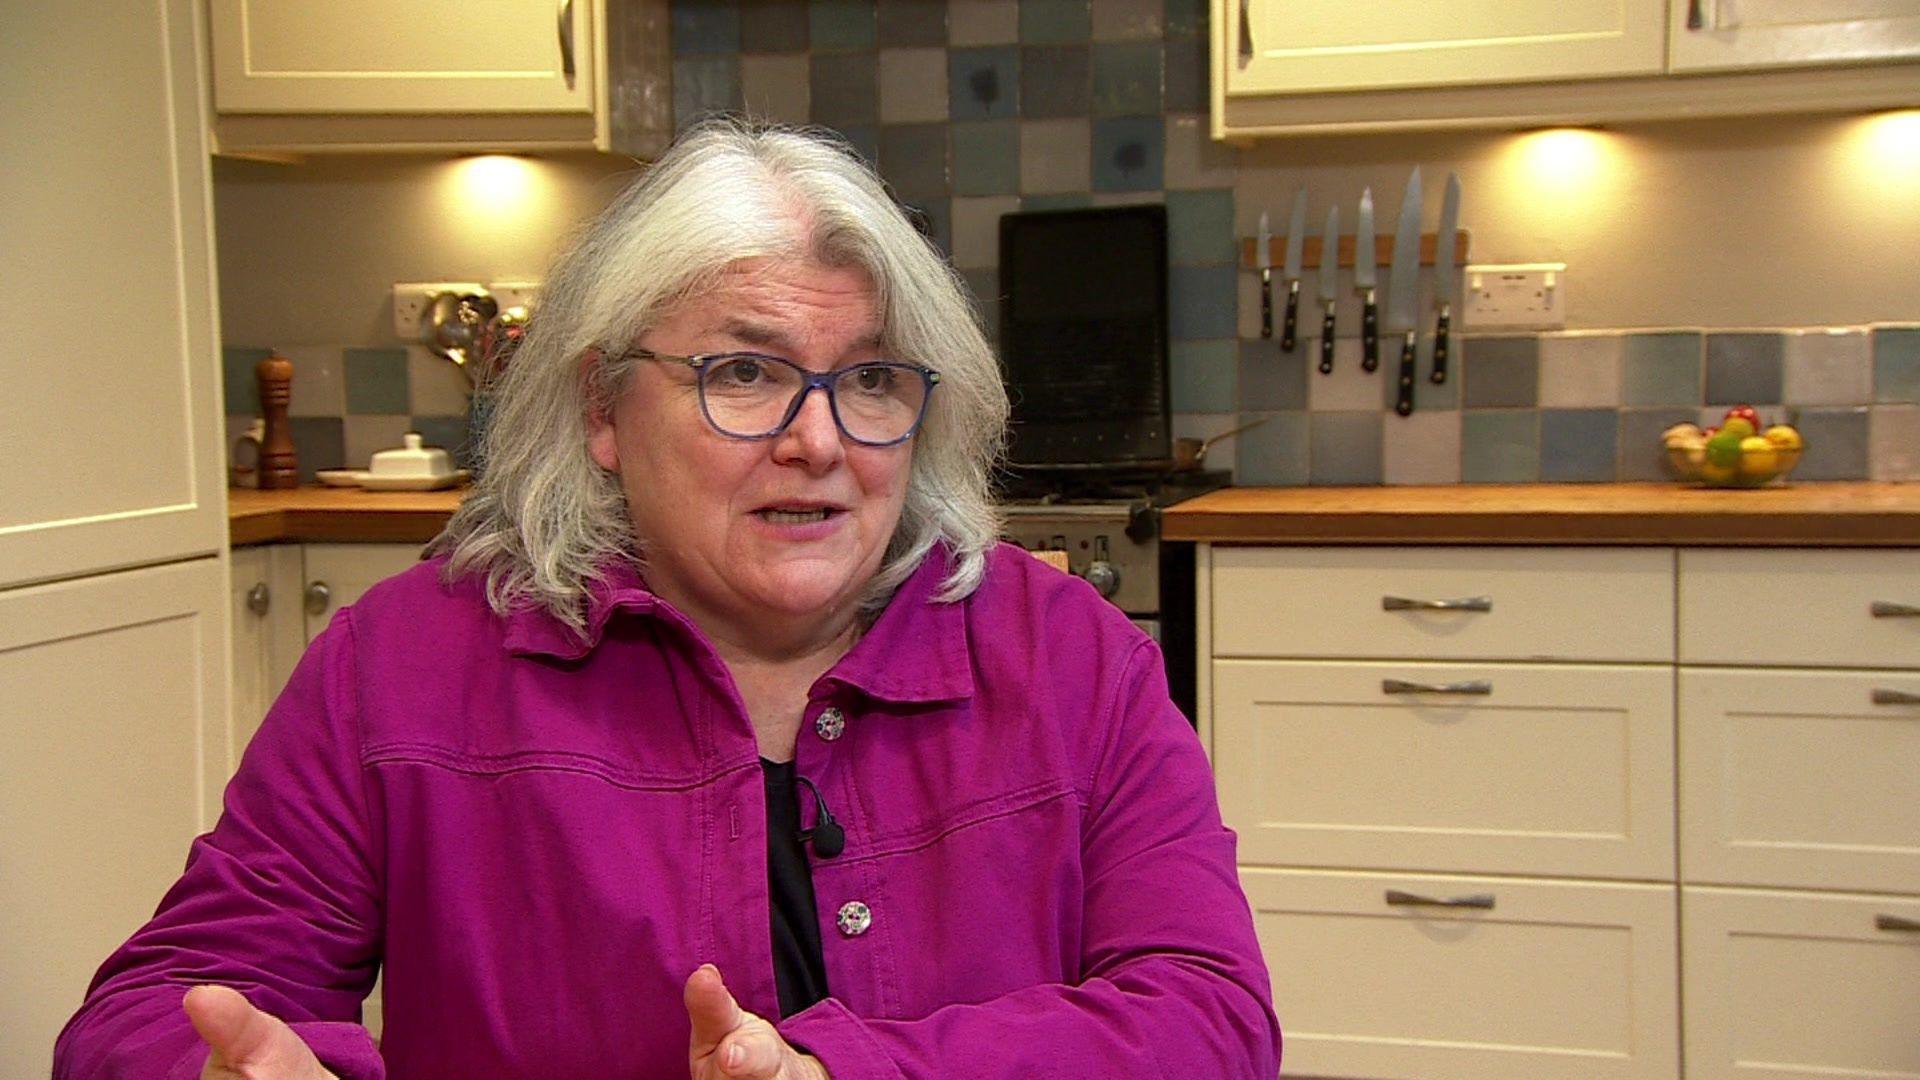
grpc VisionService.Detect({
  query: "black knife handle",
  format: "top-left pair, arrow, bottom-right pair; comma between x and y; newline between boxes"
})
1281,280 -> 1300,352
1319,304 -> 1336,374
1431,306 -> 1451,384
1260,270 -> 1272,339
1361,291 -> 1379,372
1394,330 -> 1417,416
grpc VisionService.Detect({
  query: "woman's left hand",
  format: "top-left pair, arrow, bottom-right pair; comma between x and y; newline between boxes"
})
684,964 -> 831,1080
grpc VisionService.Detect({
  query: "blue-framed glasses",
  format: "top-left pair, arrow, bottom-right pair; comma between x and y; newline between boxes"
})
625,348 -> 940,447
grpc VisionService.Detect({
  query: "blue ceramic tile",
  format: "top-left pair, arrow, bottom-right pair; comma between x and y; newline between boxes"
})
1170,265 -> 1236,339
879,123 -> 949,198
1619,407 -> 1698,481
1461,410 -> 1540,483
878,0 -> 946,45
1236,338 -> 1307,411
289,417 -> 345,481
1163,36 -> 1207,114
1171,340 -> 1237,413
344,347 -> 409,415
1234,411 -> 1309,486
1621,332 -> 1701,406
672,56 -> 742,128
961,268 -> 1000,342
1091,115 -> 1162,191
951,121 -> 1019,195
1461,336 -> 1539,408
1163,0 -> 1205,37
1165,188 -> 1234,267
810,53 -> 877,124
1705,332 -> 1784,406
1539,408 -> 1619,482
740,0 -> 810,52
222,346 -> 271,416
950,47 -> 1018,120
410,415 -> 474,471
1874,327 -> 1920,403
1020,193 -> 1091,211
1091,42 -> 1161,116
672,1 -> 741,55
1020,0 -> 1091,44
1791,406 -> 1870,480
1019,45 -> 1089,117
1309,411 -> 1384,485
810,0 -> 877,49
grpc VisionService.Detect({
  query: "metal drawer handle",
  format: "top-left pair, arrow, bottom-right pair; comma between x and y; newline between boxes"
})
1870,688 -> 1920,706
246,582 -> 270,616
1383,595 -> 1491,612
557,0 -> 577,82
1386,889 -> 1495,911
1876,914 -> 1920,932
1383,679 -> 1492,696
1238,0 -> 1253,63
1870,601 -> 1920,618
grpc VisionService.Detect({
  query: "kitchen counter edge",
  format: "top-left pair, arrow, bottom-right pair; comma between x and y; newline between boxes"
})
228,487 -> 465,546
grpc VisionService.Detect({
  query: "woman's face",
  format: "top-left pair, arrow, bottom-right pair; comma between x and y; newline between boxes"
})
586,258 -> 914,639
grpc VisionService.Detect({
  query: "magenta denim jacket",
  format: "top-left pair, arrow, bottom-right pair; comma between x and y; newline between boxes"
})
55,544 -> 1280,1078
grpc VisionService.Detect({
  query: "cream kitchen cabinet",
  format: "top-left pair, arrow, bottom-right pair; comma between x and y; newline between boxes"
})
1670,0 -> 1920,73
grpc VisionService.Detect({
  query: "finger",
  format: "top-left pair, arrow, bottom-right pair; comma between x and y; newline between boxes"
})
716,1027 -> 785,1078
683,964 -> 744,1054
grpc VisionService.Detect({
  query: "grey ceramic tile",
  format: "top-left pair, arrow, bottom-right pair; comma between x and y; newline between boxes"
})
343,414 -> 411,471
1019,192 -> 1091,211
1092,0 -> 1162,40
1163,114 -> 1235,190
1234,411 -> 1310,486
878,0 -> 946,45
1170,265 -> 1236,340
1020,0 -> 1091,44
949,0 -> 1018,44
1538,333 -> 1622,408
961,268 -> 1001,342
672,2 -> 741,54
405,345 -> 468,418
1165,188 -> 1234,267
899,197 -> 951,253
1091,115 -> 1162,192
1461,336 -> 1539,409
740,0 -> 811,52
810,0 -> 878,49
1539,408 -> 1618,482
221,346 -> 271,416
1163,0 -> 1205,37
1017,118 -> 1090,193
949,192 -> 1017,272
740,54 -> 811,124
1307,339 -> 1374,411
1618,407 -> 1698,481
950,47 -> 1018,120
1783,328 -> 1871,406
1873,326 -> 1920,403
1019,45 -> 1089,117
1091,42 -> 1161,116
879,123 -> 949,198
1162,36 -> 1207,113
1088,191 -> 1162,208
410,415 -> 474,470
1237,338 -> 1307,411
1171,340 -> 1237,413
878,47 -> 950,123
344,347 -> 409,415
810,52 -> 878,124
951,121 -> 1020,196
672,56 -> 741,128
1791,406 -> 1870,480
1461,410 -> 1540,483
1705,332 -> 1784,406
1389,336 -> 1460,412
1381,408 -> 1462,485
289,417 -> 345,481
1309,411 -> 1384,486
1621,331 -> 1702,406
1870,404 -> 1920,481
278,345 -> 346,418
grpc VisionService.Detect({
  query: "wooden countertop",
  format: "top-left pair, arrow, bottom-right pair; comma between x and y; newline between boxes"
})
1160,482 -> 1920,546
228,486 -> 465,545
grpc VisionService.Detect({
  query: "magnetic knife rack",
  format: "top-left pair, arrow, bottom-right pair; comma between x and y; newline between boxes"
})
1238,230 -> 1471,271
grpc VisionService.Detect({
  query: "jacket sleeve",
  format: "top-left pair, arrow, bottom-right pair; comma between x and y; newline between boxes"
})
778,638 -> 1282,1080
52,611 -> 386,1080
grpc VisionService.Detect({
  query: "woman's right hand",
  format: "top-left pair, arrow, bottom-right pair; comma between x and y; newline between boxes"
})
183,985 -> 340,1079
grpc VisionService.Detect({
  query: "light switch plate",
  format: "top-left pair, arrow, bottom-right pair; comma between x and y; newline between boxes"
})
392,282 -> 487,340
1463,263 -> 1567,330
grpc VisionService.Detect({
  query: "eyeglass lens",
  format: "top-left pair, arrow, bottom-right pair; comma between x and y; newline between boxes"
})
701,355 -> 928,444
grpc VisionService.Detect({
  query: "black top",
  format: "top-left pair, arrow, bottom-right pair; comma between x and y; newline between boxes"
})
760,758 -> 829,1017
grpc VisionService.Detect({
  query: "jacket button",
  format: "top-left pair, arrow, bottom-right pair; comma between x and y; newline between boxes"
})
835,900 -> 871,937
815,707 -> 846,742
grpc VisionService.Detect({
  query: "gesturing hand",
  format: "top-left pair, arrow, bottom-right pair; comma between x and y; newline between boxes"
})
183,985 -> 340,1080
684,964 -> 830,1080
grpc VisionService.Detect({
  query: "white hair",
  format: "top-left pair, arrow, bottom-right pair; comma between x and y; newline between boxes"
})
430,118 -> 1009,632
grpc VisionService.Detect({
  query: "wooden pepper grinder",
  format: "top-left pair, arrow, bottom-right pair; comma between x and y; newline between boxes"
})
255,352 -> 300,489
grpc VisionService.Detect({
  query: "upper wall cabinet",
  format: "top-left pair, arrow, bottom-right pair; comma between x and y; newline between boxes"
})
209,0 -> 672,158
1212,0 -> 1920,140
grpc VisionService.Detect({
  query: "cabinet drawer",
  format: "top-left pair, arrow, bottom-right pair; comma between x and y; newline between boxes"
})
1680,549 -> 1920,668
1213,547 -> 1673,662
1244,868 -> 1678,1080
1214,660 -> 1674,879
1679,669 -> 1920,895
1682,886 -> 1920,1080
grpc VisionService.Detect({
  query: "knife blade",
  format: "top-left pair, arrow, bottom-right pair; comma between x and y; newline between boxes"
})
1317,204 -> 1339,375
1280,187 -> 1307,352
1387,167 -> 1423,417
1355,187 -> 1378,372
1431,173 -> 1461,386
1257,211 -> 1272,340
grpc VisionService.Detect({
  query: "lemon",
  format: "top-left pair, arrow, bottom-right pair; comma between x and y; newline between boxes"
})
1763,424 -> 1803,452
1720,416 -> 1756,440
1739,435 -> 1778,478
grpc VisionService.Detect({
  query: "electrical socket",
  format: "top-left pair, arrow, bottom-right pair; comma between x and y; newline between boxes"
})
1462,263 -> 1567,330
391,282 -> 487,340
487,280 -> 540,315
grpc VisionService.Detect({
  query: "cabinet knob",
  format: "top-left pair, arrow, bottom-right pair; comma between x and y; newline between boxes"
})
246,582 -> 270,616
304,581 -> 332,616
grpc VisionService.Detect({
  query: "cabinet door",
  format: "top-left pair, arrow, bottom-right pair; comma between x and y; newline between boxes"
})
1220,0 -> 1666,97
208,0 -> 595,114
1243,868 -> 1679,1080
1682,886 -> 1920,1080
300,543 -> 426,642
1671,0 -> 1920,72
231,545 -> 307,757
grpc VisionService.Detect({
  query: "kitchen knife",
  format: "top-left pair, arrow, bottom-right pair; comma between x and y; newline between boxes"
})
1257,211 -> 1272,340
1431,173 -> 1461,385
1387,166 -> 1423,417
1355,187 -> 1378,372
1280,187 -> 1307,352
1317,204 -> 1339,375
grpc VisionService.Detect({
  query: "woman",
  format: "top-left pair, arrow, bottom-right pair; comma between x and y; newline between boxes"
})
56,121 -> 1280,1079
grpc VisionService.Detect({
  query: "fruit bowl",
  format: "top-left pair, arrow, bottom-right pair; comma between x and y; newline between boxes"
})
1665,440 -> 1804,487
